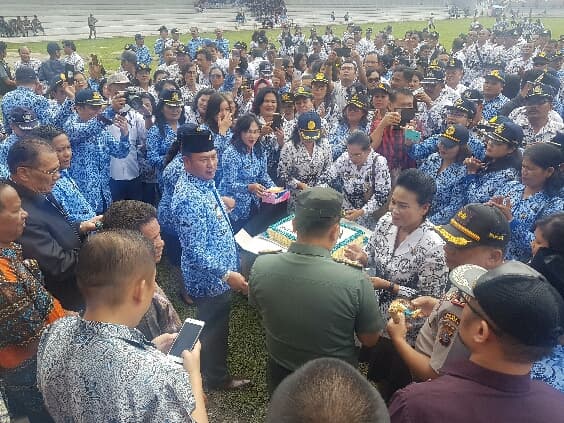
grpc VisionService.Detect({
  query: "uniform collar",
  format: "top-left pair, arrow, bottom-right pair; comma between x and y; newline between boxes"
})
441,359 -> 532,393
185,172 -> 215,189
288,242 -> 332,258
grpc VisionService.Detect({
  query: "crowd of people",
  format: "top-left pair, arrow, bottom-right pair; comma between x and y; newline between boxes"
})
0,16 -> 44,37
0,12 -> 563,423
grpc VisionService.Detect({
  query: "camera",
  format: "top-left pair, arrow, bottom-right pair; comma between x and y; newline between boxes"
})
119,86 -> 149,116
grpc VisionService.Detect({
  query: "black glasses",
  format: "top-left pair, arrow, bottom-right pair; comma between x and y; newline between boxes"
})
367,78 -> 380,83
22,165 -> 60,176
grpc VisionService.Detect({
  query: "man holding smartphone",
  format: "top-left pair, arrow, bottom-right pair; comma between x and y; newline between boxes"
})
37,230 -> 208,422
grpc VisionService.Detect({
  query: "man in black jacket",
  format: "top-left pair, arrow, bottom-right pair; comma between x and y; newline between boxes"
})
7,137 -> 101,310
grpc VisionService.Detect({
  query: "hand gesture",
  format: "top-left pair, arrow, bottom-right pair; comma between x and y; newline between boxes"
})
344,244 -> 368,266
387,315 -> 408,341
380,111 -> 401,128
79,215 -> 104,234
463,157 -> 484,174
227,271 -> 249,294
181,340 -> 202,375
415,91 -> 432,106
410,296 -> 439,317
221,196 -> 236,212
248,183 -> 267,197
344,209 -> 364,221
487,196 -> 513,221
152,332 -> 177,353
261,123 -> 274,137
113,114 -> 129,136
218,112 -> 233,135
63,82 -> 76,100
274,127 -> 285,147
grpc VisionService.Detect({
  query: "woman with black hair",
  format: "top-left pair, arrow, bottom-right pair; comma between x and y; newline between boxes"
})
278,111 -> 332,210
146,89 -> 186,186
219,114 -> 276,233
179,63 -> 202,106
323,131 -> 390,229
201,92 -> 233,183
490,142 -> 564,262
186,87 -> 214,125
327,92 -> 371,160
252,87 -> 285,181
464,121 -> 523,204
345,169 -> 448,399
148,70 -> 170,99
419,124 -> 472,225
530,212 -> 564,393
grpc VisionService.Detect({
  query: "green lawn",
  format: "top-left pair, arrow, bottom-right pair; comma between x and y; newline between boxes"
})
3,16 -> 564,72
4,14 -> 564,422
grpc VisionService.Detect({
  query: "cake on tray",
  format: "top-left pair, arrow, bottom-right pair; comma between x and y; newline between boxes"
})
263,214 -> 368,261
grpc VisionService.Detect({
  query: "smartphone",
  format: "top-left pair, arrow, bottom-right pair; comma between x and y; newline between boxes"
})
405,128 -> 422,143
335,47 -> 351,58
65,63 -> 75,85
246,77 -> 254,89
398,108 -> 416,127
274,57 -> 283,69
167,318 -> 205,364
271,113 -> 283,130
231,48 -> 240,59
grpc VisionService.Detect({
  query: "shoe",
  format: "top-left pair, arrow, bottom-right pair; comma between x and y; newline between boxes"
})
216,378 -> 252,390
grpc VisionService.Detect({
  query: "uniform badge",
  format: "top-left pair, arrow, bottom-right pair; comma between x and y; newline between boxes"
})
438,312 -> 461,346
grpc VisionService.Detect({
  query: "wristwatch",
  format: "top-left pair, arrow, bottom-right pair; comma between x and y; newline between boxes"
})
221,270 -> 231,282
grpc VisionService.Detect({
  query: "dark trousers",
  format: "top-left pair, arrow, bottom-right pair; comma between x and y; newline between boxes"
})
194,290 -> 232,389
267,357 -> 293,396
365,337 -> 413,402
142,182 -> 159,206
110,177 -> 143,202
161,226 -> 181,267
0,357 -> 55,423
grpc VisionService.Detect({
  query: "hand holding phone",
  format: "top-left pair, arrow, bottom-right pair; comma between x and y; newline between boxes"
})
271,113 -> 283,130
167,318 -> 205,364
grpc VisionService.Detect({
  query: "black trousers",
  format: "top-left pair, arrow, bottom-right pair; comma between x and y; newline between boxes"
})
267,357 -> 293,396
194,290 -> 232,389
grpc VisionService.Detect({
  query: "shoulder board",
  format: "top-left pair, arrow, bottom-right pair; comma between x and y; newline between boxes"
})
332,257 -> 363,269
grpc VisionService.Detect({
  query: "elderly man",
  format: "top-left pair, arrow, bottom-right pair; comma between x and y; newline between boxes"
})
1,67 -> 74,135
172,124 -> 250,391
389,261 -> 564,422
14,46 -> 42,73
249,187 -> 384,394
7,138 -> 101,310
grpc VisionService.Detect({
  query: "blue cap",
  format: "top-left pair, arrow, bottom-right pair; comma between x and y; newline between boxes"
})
297,111 -> 322,140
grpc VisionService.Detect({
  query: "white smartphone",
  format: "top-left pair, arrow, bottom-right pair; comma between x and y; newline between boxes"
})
167,318 -> 205,364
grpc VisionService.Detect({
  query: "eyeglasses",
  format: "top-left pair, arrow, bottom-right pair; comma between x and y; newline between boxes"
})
245,129 -> 261,135
210,74 -> 223,79
462,293 -> 503,336
22,165 -> 60,176
367,78 -> 380,83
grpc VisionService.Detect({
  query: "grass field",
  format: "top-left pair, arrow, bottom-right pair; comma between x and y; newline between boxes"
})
3,14 -> 564,423
3,17 -> 564,70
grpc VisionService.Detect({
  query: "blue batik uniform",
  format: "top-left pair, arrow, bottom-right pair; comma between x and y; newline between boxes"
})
198,123 -> 232,184
532,345 -> 564,393
87,78 -> 101,92
214,38 -> 230,58
146,123 -> 176,186
327,122 -> 370,161
219,144 -> 274,223
186,38 -> 209,60
157,154 -> 184,232
419,153 -> 468,225
409,133 -> 486,161
52,169 -> 96,223
464,167 -> 520,204
64,110 -> 130,213
172,172 -> 238,298
154,38 -> 167,64
494,181 -> 563,262
1,86 -> 73,135
0,133 -> 20,177
135,45 -> 152,66
482,94 -> 509,121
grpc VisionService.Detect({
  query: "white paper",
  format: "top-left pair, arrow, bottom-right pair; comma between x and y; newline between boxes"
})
235,229 -> 284,255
